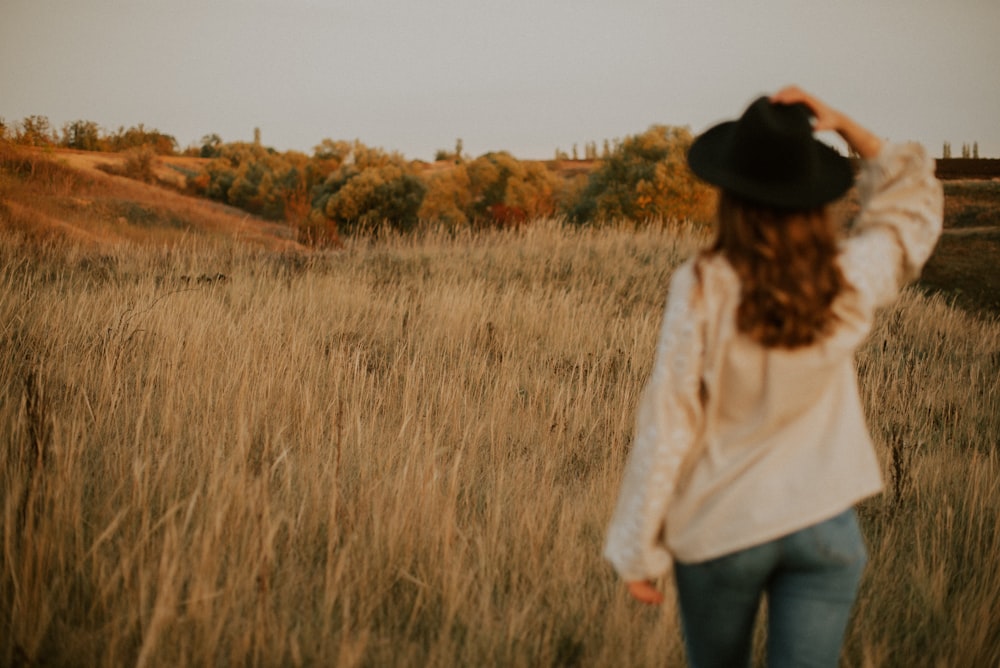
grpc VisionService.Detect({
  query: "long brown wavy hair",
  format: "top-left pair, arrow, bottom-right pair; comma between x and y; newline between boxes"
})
707,191 -> 849,349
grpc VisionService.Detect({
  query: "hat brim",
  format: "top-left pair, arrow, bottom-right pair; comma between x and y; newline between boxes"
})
687,121 -> 854,209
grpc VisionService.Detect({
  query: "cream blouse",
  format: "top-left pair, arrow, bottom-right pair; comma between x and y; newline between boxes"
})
604,142 -> 944,582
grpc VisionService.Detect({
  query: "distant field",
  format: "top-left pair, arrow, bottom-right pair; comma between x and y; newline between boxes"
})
919,180 -> 1000,315
934,157 -> 1000,180
2,146 -> 999,666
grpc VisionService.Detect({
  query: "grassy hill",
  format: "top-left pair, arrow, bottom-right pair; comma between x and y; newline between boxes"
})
2,144 -> 998,318
0,144 -> 302,251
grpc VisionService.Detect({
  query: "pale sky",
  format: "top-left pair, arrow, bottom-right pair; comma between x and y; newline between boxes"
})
3,0 -> 999,161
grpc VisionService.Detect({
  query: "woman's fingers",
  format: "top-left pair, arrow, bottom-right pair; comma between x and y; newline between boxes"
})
771,86 -> 841,132
771,85 -> 808,104
626,580 -> 665,605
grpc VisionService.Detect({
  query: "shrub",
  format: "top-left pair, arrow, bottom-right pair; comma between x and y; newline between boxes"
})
419,152 -> 560,227
60,120 -> 102,151
105,124 -> 176,155
14,115 -> 56,147
315,143 -> 427,234
122,146 -> 158,183
569,125 -> 715,224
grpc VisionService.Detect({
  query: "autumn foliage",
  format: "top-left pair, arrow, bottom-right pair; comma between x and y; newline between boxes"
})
188,127 -> 714,241
570,125 -> 715,224
2,114 -> 718,240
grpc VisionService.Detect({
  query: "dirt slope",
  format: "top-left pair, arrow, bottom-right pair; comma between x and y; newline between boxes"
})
0,146 -> 302,251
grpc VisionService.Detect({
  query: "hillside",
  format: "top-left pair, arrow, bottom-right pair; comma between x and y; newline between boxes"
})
0,145 -> 302,251
2,145 -> 997,317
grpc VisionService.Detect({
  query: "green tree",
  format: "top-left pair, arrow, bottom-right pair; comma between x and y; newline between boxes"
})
16,115 -> 56,146
195,139 -> 338,228
419,165 -> 473,227
434,138 -> 465,164
202,142 -> 265,205
568,125 -> 713,224
480,153 -> 559,221
105,124 -> 176,154
313,139 -> 351,165
227,159 -> 269,211
316,142 -> 427,233
419,152 -> 559,226
262,151 -> 313,221
61,120 -> 102,151
200,134 -> 223,158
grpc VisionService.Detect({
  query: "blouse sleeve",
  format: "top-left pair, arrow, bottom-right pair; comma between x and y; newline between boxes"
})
840,142 -> 944,314
603,260 -> 705,582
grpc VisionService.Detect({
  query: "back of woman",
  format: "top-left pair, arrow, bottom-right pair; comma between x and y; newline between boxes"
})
604,87 -> 943,667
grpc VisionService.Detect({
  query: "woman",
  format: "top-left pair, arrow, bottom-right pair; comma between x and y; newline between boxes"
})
603,87 -> 943,667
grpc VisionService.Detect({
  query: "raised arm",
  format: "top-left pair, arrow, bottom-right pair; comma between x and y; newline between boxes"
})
769,87 -> 944,312
771,86 -> 882,159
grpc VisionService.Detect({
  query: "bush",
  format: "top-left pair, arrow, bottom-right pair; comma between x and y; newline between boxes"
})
569,125 -> 715,224
96,146 -> 158,183
61,120 -> 102,151
315,143 -> 427,234
105,124 -> 176,155
418,152 -> 560,228
13,115 -> 56,147
122,146 -> 158,183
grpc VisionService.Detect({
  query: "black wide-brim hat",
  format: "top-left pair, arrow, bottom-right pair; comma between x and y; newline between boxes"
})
687,96 -> 853,209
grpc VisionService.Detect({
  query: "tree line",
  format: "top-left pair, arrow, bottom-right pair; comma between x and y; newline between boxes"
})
0,115 -> 177,155
192,126 -> 716,245
941,141 -> 980,159
0,114 -> 715,244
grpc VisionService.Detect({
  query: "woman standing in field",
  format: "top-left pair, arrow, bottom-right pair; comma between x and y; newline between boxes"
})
603,87 -> 943,667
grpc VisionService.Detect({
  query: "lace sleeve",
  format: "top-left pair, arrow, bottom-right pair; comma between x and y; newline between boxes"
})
603,260 -> 705,582
840,142 -> 944,313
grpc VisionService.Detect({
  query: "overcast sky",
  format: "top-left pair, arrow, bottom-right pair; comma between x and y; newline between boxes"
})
3,0 -> 998,161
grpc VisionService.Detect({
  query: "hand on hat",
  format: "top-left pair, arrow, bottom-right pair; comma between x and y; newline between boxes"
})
771,86 -> 883,159
770,86 -> 842,133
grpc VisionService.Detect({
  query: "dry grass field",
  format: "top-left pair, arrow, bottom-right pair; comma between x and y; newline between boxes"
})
2,148 -> 999,666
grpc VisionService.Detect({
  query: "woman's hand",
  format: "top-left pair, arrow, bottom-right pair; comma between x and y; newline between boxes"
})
626,580 -> 665,605
771,85 -> 883,159
770,86 -> 843,132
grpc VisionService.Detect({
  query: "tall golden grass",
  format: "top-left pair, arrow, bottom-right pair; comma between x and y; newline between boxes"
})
1,220 -> 998,667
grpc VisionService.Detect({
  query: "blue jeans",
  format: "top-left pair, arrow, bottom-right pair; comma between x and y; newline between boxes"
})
673,509 -> 867,668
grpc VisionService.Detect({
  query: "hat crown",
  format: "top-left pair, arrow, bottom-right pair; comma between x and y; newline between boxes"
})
730,98 -> 816,184
686,95 -> 853,209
